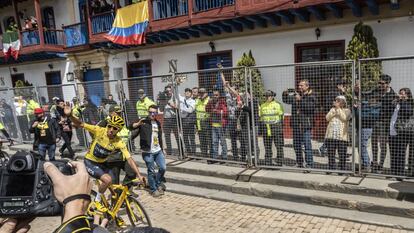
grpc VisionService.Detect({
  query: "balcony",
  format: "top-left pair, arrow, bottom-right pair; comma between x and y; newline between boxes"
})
193,0 -> 234,12
152,0 -> 188,20
91,11 -> 114,34
20,29 -> 64,47
63,22 -> 88,48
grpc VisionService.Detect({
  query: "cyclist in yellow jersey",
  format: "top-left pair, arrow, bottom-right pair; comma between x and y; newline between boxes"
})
63,105 -> 144,212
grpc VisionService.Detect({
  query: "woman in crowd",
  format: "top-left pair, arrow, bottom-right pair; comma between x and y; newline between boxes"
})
389,88 -> 414,177
325,95 -> 351,172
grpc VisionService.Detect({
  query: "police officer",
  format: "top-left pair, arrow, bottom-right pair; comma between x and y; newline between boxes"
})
136,89 -> 156,120
195,88 -> 211,157
259,90 -> 284,166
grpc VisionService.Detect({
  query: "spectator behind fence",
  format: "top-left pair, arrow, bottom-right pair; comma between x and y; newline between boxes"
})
29,108 -> 61,160
325,96 -> 351,172
195,88 -> 211,157
192,87 -> 199,100
259,90 -> 284,166
162,85 -> 182,156
14,96 -> 31,141
220,69 -> 241,159
82,98 -> 99,125
371,74 -> 398,171
0,99 -> 17,138
26,95 -> 40,122
354,80 -> 380,171
238,92 -> 261,162
282,80 -> 317,168
206,89 -> 228,163
49,96 -> 61,118
390,88 -> 414,177
180,88 -> 196,156
136,89 -> 156,120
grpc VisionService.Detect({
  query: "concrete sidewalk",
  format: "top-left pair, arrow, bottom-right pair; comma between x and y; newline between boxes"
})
6,143 -> 414,230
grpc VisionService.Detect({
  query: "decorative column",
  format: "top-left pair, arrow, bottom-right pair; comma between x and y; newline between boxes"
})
34,0 -> 45,45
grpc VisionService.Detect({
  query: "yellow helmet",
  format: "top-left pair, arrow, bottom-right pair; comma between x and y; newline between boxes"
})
107,115 -> 125,129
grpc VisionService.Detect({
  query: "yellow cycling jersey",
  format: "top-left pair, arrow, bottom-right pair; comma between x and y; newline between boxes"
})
83,123 -> 131,163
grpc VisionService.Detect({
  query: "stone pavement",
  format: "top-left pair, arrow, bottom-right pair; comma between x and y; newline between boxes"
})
29,192 -> 410,233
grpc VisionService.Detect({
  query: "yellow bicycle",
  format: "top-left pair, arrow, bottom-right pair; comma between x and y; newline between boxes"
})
87,179 -> 152,228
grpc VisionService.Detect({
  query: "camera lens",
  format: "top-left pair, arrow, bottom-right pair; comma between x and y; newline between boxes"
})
10,159 -> 27,172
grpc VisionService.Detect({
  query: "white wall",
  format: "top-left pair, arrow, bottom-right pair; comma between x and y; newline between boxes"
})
104,16 -> 414,110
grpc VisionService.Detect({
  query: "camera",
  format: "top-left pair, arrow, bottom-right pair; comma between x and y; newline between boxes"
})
0,151 -> 73,217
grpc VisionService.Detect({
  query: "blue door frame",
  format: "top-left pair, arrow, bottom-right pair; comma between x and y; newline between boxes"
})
83,68 -> 105,107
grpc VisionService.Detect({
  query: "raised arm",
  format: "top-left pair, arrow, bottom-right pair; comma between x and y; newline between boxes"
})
64,105 -> 83,128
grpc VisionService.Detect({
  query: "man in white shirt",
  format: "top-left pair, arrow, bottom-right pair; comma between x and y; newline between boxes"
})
180,88 -> 196,156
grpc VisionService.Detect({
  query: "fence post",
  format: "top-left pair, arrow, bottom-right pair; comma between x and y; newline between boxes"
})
117,79 -> 133,152
243,66 -> 252,167
248,67 -> 258,168
356,60 -> 362,176
172,72 -> 184,161
74,82 -> 89,148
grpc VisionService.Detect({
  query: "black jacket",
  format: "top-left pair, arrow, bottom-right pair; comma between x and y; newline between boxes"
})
132,118 -> 164,152
283,90 -> 317,131
29,116 -> 61,145
375,88 -> 398,122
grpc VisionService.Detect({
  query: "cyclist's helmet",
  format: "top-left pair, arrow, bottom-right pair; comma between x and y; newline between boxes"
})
107,115 -> 125,129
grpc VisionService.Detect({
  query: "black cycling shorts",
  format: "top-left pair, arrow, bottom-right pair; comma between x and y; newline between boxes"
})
84,159 -> 114,180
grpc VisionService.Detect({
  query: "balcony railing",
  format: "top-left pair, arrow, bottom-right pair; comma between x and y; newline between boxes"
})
44,29 -> 64,45
91,11 -> 114,34
63,22 -> 88,47
194,0 -> 234,12
21,29 -> 40,46
153,0 -> 188,20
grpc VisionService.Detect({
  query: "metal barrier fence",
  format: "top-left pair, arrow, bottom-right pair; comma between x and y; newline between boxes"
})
251,61 -> 356,175
358,55 -> 414,179
120,74 -> 183,160
174,67 -> 249,165
1,56 -> 414,180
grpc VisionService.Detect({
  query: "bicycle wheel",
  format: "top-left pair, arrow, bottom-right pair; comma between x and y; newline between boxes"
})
125,197 -> 152,227
0,151 -> 9,167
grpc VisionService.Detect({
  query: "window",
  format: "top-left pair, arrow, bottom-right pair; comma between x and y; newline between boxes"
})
295,40 -> 345,113
197,50 -> 232,92
42,7 -> 56,29
11,74 -> 25,87
127,60 -> 153,103
45,71 -> 63,101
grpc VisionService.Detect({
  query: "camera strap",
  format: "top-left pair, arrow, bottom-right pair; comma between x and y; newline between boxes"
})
53,215 -> 91,233
62,194 -> 91,206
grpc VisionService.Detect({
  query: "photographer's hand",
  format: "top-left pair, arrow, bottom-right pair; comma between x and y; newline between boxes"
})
44,161 -> 92,222
0,217 -> 34,233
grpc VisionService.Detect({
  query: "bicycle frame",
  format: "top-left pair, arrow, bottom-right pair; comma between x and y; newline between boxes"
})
94,180 -> 133,220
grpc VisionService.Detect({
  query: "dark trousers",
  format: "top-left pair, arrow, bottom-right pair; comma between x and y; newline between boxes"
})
389,134 -> 413,176
263,123 -> 284,164
198,120 -> 211,157
17,115 -> 30,141
182,118 -> 196,154
325,139 -> 347,171
76,128 -> 85,147
228,119 -> 239,158
106,160 -> 136,185
60,131 -> 74,157
371,121 -> 388,167
163,117 -> 180,155
293,128 -> 313,167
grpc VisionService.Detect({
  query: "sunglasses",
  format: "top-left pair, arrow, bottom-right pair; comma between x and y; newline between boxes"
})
108,125 -> 120,131
149,111 -> 158,115
378,82 -> 387,85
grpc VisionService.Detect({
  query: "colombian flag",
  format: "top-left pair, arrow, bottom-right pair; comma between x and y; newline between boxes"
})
105,1 -> 149,45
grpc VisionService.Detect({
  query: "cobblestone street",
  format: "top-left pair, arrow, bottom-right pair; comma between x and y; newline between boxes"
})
30,191 -> 410,233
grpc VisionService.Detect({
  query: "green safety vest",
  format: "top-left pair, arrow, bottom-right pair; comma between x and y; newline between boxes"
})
259,101 -> 284,136
26,99 -> 40,115
136,97 -> 155,119
117,126 -> 130,144
0,122 -> 4,130
195,97 -> 210,131
72,104 -> 82,118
